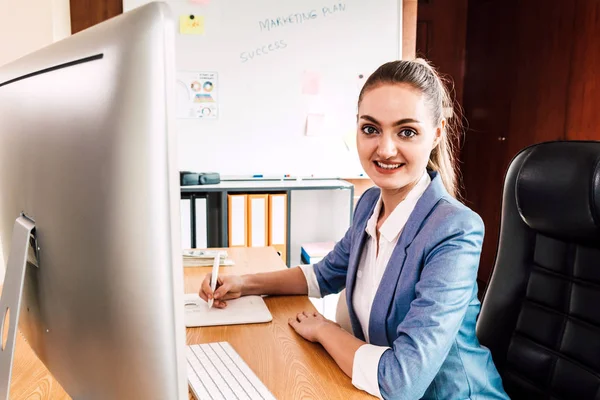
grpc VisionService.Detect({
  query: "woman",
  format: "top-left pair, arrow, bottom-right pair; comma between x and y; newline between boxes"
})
199,59 -> 509,400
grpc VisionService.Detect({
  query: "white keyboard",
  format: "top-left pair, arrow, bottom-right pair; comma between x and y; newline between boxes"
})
187,342 -> 276,400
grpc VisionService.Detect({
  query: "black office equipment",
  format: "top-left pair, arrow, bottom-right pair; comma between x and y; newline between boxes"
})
198,172 -> 220,185
180,171 -> 220,186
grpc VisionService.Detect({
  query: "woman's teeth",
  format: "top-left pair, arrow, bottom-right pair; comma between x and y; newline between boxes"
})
375,161 -> 401,170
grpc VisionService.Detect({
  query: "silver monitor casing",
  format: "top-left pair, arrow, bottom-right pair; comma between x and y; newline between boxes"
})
0,2 -> 187,399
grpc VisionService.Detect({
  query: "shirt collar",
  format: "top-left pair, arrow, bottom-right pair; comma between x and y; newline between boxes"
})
365,171 -> 432,242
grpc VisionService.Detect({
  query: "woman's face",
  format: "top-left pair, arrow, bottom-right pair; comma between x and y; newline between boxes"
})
357,83 -> 442,194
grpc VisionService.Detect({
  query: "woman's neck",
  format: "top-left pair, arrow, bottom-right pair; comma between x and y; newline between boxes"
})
378,175 -> 422,224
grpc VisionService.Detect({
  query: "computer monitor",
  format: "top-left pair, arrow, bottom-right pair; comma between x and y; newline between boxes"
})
0,2 -> 187,399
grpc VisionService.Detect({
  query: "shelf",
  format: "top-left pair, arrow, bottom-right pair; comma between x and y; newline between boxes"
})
181,179 -> 353,192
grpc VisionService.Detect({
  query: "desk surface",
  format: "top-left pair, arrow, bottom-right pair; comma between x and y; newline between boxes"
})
9,247 -> 373,399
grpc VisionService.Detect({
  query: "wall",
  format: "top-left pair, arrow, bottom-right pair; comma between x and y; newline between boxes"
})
0,0 -> 71,281
461,0 -> 600,289
0,0 -> 71,67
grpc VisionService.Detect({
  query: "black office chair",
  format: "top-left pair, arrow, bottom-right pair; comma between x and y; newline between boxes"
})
476,141 -> 600,400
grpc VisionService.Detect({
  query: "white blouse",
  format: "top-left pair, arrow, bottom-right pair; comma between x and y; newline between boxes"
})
300,171 -> 431,398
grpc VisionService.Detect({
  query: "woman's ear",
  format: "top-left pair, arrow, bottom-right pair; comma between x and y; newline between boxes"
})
432,119 -> 445,149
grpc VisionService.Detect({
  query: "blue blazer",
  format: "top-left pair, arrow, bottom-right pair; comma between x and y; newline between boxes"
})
313,171 -> 509,400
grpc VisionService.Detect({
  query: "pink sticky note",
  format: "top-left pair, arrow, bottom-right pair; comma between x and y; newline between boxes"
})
190,0 -> 210,4
302,71 -> 320,95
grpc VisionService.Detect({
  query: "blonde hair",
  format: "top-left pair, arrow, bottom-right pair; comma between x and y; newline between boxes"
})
357,58 -> 462,198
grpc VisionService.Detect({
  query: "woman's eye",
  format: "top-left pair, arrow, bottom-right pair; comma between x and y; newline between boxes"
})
399,129 -> 417,138
361,125 -> 378,135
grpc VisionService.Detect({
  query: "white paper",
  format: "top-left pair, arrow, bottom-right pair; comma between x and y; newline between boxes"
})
176,71 -> 219,119
180,199 -> 192,249
250,197 -> 266,247
305,113 -> 325,136
230,196 -> 246,246
270,195 -> 285,245
195,198 -> 208,248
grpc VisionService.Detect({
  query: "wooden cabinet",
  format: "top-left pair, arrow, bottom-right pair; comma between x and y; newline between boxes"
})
417,0 -> 600,291
416,0 -> 468,104
461,0 -> 600,288
69,0 -> 122,34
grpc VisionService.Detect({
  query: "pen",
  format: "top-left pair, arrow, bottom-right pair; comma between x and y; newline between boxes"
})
208,252 -> 220,309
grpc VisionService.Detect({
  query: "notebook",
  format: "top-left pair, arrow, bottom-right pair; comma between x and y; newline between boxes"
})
184,293 -> 273,327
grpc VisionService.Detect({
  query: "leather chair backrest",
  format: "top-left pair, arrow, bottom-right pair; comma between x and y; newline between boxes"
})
477,141 -> 600,400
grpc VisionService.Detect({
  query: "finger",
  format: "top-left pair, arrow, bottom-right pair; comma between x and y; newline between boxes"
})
288,318 -> 299,329
297,312 -> 307,322
213,281 -> 231,300
302,311 -> 311,318
212,300 -> 227,309
200,274 -> 213,300
313,312 -> 319,318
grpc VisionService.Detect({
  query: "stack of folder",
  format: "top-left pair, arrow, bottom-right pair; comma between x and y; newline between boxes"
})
300,241 -> 335,264
182,249 -> 235,267
227,193 -> 287,262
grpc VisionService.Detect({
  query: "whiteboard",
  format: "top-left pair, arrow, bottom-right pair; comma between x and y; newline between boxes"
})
125,0 -> 402,178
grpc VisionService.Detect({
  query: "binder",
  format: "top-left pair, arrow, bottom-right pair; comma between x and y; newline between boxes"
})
228,194 -> 248,247
247,194 -> 269,247
180,198 -> 192,249
195,197 -> 208,249
301,241 -> 335,264
268,194 -> 287,262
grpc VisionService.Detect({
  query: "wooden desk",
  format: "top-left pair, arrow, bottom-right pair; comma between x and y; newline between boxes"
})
8,247 -> 373,399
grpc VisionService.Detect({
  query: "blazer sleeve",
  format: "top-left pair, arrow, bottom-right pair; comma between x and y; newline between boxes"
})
377,206 -> 484,399
312,187 -> 374,297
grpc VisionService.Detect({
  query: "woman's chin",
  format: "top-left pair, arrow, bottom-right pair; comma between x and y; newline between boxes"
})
371,175 -> 408,191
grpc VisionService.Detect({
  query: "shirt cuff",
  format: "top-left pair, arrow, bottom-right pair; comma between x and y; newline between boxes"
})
352,344 -> 390,399
298,264 -> 321,298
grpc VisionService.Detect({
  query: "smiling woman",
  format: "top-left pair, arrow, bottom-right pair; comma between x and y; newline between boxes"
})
198,59 -> 509,400
356,59 -> 459,202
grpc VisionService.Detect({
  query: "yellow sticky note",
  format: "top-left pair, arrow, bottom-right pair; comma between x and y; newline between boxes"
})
180,15 -> 204,35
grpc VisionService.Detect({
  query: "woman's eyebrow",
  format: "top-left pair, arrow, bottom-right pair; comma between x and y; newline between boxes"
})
359,115 -> 421,126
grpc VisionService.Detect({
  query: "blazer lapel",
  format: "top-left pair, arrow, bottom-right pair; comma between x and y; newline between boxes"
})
368,171 -> 447,346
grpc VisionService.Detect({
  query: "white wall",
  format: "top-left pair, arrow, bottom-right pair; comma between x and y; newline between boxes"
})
0,0 -> 71,67
0,0 -> 71,281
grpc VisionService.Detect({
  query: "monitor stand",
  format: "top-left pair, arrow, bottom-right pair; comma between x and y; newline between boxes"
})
0,215 -> 36,400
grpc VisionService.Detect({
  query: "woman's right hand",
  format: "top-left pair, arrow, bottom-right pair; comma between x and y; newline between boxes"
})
199,274 -> 244,308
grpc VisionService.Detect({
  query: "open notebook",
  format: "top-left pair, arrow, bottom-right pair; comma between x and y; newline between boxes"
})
184,293 -> 273,327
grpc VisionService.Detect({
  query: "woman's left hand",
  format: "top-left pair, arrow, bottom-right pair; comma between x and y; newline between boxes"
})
288,311 -> 338,343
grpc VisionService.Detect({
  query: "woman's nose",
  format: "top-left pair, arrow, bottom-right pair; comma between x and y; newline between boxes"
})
377,135 -> 397,159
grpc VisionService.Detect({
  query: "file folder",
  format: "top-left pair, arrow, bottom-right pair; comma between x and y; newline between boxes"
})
268,194 -> 287,262
180,198 -> 192,249
195,197 -> 208,249
247,194 -> 269,247
228,194 -> 248,247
